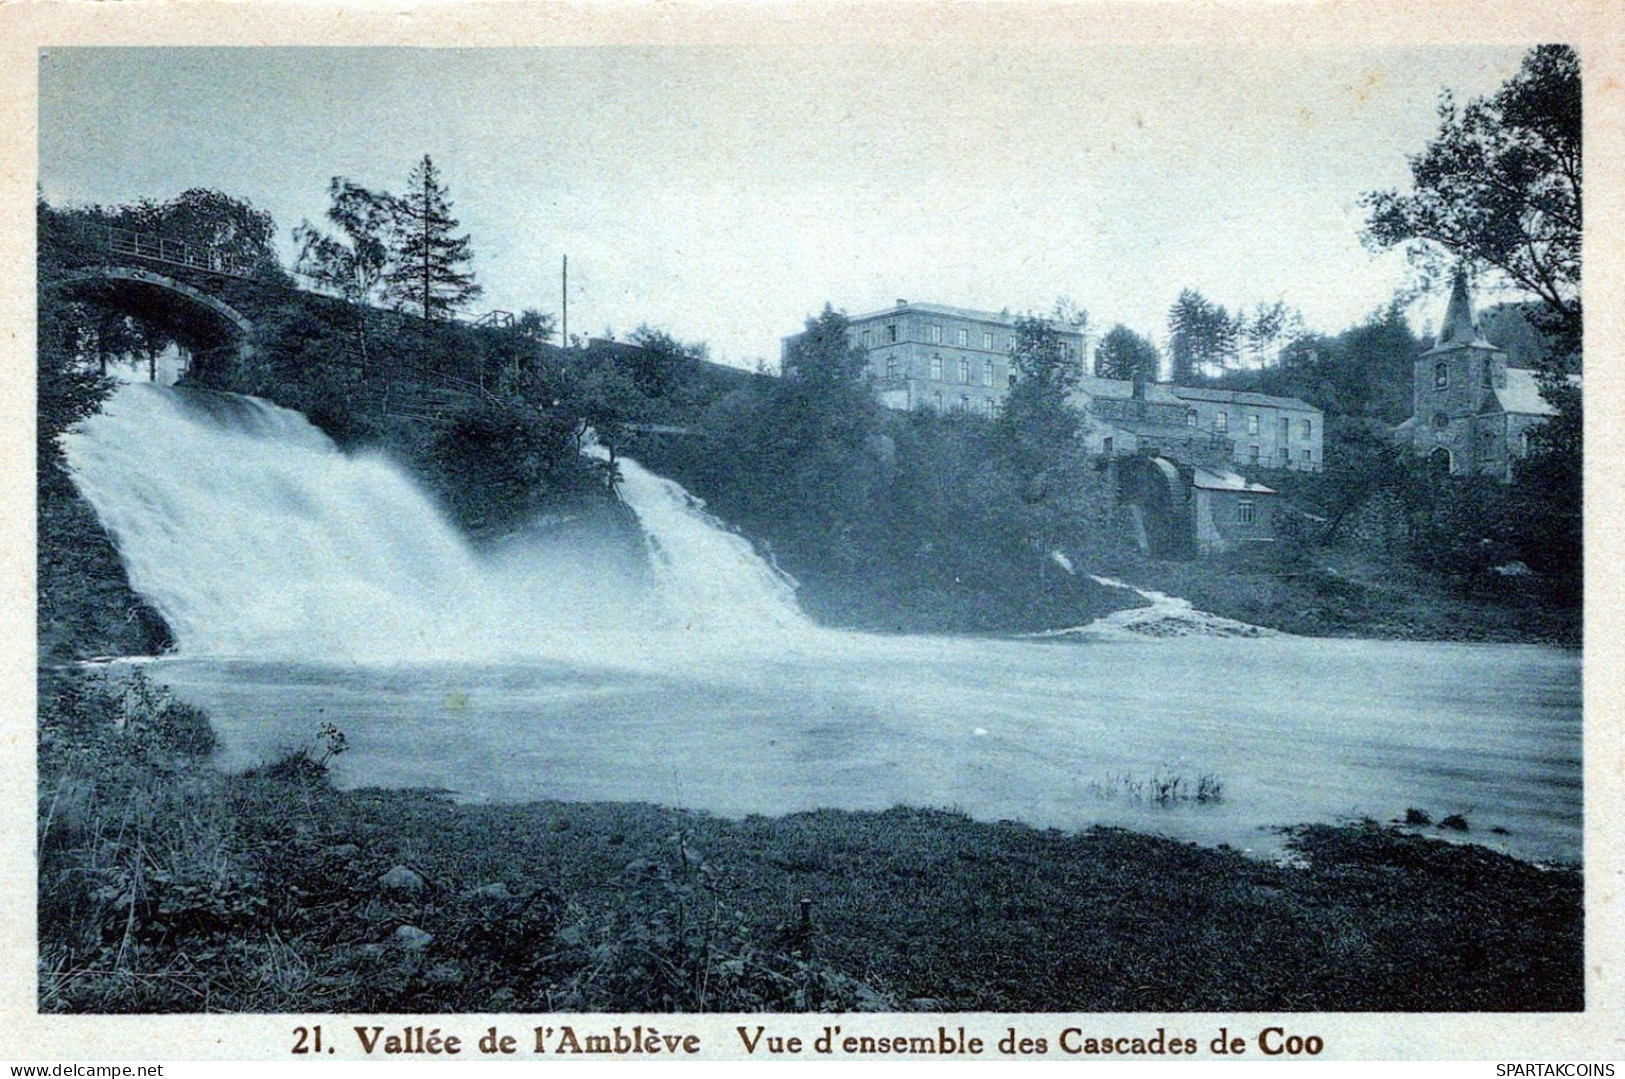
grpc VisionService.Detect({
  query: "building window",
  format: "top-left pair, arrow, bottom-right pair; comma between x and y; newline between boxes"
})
1009,372 -> 1018,388
1186,409 -> 1198,427
1102,436 -> 1114,456
862,329 -> 873,349
983,331 -> 994,350
930,354 -> 943,381
1238,498 -> 1256,525
1483,360 -> 1494,389
983,360 -> 994,387
959,394 -> 971,412
1249,444 -> 1260,463
957,327 -> 969,347
933,391 -> 943,411
1520,430 -> 1532,456
1301,418 -> 1312,438
886,356 -> 899,380
984,398 -> 997,418
886,323 -> 898,344
1247,414 -> 1259,435
1435,362 -> 1449,390
929,324 -> 943,344
1281,416 -> 1290,442
1432,412 -> 1450,430
1215,411 -> 1228,433
958,357 -> 971,383
1303,449 -> 1312,464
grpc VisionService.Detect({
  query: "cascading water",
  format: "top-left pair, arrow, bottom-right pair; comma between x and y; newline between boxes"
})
62,383 -> 811,661
588,445 -> 803,632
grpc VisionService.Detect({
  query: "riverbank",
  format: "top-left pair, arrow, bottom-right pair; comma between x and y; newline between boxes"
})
1097,549 -> 1580,646
39,671 -> 1581,1015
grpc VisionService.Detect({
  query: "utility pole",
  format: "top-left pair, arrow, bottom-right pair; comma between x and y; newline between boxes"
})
562,254 -> 568,347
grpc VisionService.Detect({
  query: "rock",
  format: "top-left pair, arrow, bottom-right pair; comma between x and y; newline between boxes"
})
468,882 -> 514,901
424,962 -> 464,986
379,865 -> 426,893
393,924 -> 434,950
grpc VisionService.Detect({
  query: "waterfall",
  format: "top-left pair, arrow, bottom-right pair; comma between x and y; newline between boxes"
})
589,445 -> 804,633
61,383 -> 810,661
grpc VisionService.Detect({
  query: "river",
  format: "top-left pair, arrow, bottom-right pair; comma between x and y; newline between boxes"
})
67,384 -> 1583,865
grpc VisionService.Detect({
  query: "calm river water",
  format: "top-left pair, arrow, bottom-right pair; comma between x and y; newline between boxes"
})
140,631 -> 1581,864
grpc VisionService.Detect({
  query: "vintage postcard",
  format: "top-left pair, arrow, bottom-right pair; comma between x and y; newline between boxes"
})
2,0 -> 1619,1064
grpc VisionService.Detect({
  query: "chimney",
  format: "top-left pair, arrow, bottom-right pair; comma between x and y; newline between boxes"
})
896,298 -> 908,308
1132,370 -> 1147,400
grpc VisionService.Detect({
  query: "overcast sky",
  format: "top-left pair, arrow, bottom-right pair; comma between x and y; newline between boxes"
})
39,46 -> 1529,367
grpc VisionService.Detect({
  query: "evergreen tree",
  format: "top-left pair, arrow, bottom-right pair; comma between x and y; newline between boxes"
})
1094,324 -> 1161,381
385,155 -> 482,321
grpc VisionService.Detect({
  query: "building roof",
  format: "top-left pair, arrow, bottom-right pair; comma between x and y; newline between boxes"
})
1073,375 -> 1183,406
845,300 -> 1083,332
1191,467 -> 1277,494
1169,385 -> 1320,413
1425,269 -> 1502,355
1487,367 -> 1576,417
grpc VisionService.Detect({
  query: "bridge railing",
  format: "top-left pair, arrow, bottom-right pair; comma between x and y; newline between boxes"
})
103,226 -> 253,279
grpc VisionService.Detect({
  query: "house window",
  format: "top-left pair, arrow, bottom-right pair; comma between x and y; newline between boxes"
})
983,331 -> 994,350
1303,449 -> 1312,464
1281,416 -> 1290,442
1102,436 -> 1114,456
984,398 -> 997,418
886,323 -> 898,344
1435,362 -> 1449,390
1249,444 -> 1260,463
929,324 -> 943,344
1520,430 -> 1532,456
957,328 -> 969,347
886,356 -> 899,380
958,357 -> 971,383
1238,498 -> 1256,525
930,354 -> 943,380
1483,360 -> 1495,390
933,391 -> 943,411
1215,411 -> 1229,433
960,394 -> 971,412
983,360 -> 994,387
1302,418 -> 1312,438
1247,414 -> 1260,435
1186,409 -> 1198,427
862,329 -> 873,349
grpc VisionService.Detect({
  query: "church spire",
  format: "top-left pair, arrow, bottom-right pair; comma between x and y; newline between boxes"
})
1433,265 -> 1491,350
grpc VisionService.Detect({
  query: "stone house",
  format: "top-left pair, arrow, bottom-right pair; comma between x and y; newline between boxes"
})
783,300 -> 1090,416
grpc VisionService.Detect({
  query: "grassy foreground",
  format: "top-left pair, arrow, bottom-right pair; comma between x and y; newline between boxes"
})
39,669 -> 1582,1014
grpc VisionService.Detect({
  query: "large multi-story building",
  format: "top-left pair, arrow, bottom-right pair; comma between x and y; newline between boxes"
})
1394,270 -> 1569,479
782,299 -> 1089,417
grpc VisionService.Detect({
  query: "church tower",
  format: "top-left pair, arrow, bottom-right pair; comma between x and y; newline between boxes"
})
1411,268 -> 1507,474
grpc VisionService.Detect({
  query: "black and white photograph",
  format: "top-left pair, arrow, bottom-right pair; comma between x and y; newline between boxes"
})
7,0 -> 1616,1062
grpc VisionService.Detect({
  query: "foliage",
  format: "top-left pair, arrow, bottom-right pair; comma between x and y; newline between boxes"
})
1166,288 -> 1239,380
384,155 -> 483,321
1363,44 -> 1580,354
293,178 -> 396,305
1094,323 -> 1160,381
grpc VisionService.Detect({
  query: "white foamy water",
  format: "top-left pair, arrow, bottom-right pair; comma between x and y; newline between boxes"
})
62,383 -> 811,662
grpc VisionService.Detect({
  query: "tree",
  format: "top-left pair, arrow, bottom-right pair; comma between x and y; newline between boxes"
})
1166,288 -> 1237,381
294,178 -> 396,305
1363,45 -> 1580,355
384,155 -> 483,321
1094,324 -> 1160,381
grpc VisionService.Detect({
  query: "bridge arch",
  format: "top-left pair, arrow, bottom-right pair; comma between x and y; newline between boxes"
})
50,265 -> 256,376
